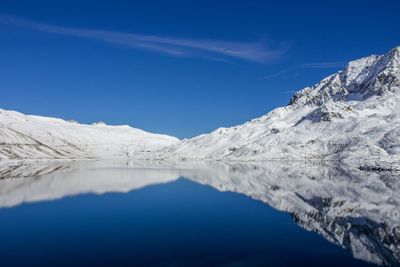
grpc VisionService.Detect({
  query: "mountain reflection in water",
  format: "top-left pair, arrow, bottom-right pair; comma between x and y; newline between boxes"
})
0,160 -> 399,266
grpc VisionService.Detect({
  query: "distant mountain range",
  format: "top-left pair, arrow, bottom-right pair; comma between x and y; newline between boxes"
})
1,46 -> 400,168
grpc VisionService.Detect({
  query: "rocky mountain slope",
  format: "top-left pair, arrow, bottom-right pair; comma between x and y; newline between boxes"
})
161,46 -> 400,165
0,109 -> 179,159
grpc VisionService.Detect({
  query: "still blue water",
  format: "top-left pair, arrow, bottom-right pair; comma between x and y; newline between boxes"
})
0,177 -> 375,267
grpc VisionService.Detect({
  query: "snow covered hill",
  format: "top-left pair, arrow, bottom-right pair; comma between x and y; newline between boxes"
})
0,109 -> 179,159
161,46 -> 400,165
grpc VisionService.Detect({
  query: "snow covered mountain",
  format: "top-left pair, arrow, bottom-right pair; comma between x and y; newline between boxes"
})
0,109 -> 179,159
2,46 -> 399,164
161,46 -> 400,165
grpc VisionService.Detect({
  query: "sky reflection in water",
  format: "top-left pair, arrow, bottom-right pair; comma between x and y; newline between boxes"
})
0,160 -> 398,267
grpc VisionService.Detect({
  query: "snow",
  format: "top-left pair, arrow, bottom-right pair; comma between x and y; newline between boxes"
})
0,109 -> 179,159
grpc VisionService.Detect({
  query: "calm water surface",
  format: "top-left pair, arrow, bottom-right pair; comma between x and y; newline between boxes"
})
0,160 -> 398,267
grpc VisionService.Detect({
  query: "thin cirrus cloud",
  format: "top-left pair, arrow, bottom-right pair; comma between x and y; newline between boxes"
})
261,61 -> 346,80
0,16 -> 288,64
300,62 -> 346,68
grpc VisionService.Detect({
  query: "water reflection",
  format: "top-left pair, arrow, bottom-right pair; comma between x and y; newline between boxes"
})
0,160 -> 399,266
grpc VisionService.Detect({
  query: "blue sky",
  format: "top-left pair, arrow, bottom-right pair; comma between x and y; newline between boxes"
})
1,0 -> 399,138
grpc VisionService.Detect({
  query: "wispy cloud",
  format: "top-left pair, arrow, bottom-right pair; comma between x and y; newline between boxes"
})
260,67 -> 294,80
0,16 -> 288,63
261,61 -> 346,80
282,90 -> 297,94
300,62 -> 345,68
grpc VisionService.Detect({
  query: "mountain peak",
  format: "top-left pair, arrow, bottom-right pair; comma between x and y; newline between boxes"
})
288,46 -> 400,107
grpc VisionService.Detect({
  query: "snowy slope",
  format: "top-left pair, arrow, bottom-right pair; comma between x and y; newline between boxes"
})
0,109 -> 179,159
161,46 -> 400,165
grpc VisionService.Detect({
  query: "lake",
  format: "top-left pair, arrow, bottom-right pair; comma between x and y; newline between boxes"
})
0,160 -> 399,266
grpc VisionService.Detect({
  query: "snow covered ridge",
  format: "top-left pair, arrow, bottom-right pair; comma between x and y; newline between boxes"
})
0,109 -> 179,159
161,46 -> 400,165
